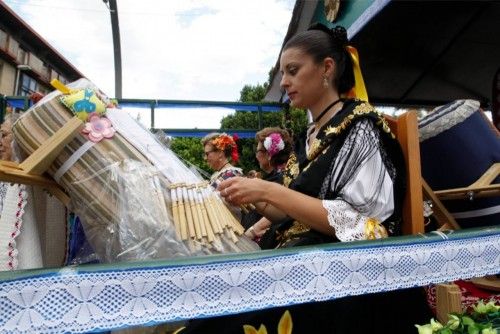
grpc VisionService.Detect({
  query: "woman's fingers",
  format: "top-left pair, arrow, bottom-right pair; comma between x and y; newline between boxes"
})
217,176 -> 265,205
218,178 -> 237,203
217,176 -> 238,194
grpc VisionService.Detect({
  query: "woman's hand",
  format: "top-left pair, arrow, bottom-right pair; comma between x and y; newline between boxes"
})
218,176 -> 269,205
220,177 -> 332,236
245,217 -> 272,240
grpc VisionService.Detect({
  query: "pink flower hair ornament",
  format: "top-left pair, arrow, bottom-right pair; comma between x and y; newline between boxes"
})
263,132 -> 285,158
81,113 -> 116,143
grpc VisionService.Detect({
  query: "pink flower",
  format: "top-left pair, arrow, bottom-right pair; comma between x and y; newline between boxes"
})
263,132 -> 285,158
82,113 -> 115,143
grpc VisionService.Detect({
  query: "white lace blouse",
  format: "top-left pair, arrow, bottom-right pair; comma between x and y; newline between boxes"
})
307,119 -> 395,242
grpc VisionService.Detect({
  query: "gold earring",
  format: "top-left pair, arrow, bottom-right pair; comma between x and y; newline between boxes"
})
323,76 -> 329,88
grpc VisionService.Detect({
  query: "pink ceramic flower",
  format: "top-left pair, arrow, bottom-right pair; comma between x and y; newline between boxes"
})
82,113 -> 115,143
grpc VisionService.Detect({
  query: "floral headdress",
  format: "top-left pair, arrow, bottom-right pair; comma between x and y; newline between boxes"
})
263,132 -> 285,158
212,133 -> 239,163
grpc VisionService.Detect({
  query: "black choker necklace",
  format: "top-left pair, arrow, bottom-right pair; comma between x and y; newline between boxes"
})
308,99 -> 342,127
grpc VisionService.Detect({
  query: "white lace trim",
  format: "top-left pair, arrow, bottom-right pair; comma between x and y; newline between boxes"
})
323,199 -> 368,241
0,230 -> 497,333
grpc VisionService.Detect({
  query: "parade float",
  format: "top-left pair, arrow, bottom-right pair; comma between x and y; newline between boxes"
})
0,0 -> 498,333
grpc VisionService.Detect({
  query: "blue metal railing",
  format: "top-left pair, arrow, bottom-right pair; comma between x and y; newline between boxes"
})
0,96 -> 287,136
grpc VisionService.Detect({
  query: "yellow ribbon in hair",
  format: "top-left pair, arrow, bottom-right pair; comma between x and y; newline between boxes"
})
364,217 -> 388,240
344,45 -> 368,102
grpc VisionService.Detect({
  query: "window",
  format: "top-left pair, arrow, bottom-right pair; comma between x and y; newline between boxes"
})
20,73 -> 37,96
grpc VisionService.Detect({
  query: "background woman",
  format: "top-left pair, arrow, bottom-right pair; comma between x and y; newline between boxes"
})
242,127 -> 293,241
201,132 -> 242,188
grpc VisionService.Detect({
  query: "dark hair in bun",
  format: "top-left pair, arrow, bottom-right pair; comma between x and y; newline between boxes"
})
283,23 -> 354,94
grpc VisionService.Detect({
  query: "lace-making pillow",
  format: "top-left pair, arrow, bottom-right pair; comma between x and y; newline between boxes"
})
418,99 -> 500,228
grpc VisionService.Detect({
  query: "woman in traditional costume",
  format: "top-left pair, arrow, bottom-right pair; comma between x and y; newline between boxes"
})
181,23 -> 432,333
242,127 -> 293,242
201,132 -> 243,188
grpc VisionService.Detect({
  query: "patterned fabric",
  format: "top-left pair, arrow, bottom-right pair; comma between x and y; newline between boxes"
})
12,96 -> 149,261
0,228 -> 497,333
418,99 -> 479,142
209,164 -> 243,189
0,184 -> 27,270
425,279 -> 500,314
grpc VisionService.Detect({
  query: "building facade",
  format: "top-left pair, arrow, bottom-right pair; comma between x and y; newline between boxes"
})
0,2 -> 84,97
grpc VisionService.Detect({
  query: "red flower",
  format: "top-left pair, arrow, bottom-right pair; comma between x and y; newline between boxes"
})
212,133 -> 239,163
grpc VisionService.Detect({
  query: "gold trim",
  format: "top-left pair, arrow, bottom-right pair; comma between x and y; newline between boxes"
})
283,153 -> 299,187
306,138 -> 322,161
324,102 -> 375,136
364,217 -> 388,239
307,102 -> 394,161
278,220 -> 311,247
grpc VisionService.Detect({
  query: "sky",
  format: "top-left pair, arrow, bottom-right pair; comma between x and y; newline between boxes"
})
4,0 -> 295,128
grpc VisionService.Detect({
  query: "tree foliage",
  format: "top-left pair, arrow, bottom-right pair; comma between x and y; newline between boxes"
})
169,137 -> 211,177
169,82 -> 308,176
239,83 -> 268,102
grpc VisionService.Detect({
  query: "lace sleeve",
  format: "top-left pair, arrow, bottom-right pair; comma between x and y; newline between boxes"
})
322,199 -> 388,241
323,119 -> 395,241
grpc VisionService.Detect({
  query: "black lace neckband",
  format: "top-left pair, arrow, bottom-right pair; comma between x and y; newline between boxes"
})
308,98 -> 342,127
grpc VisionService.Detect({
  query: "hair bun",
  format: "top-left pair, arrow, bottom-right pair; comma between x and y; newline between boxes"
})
308,23 -> 347,47
330,26 -> 348,47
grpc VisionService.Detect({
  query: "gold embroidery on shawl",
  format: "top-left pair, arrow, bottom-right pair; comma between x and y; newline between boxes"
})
277,220 -> 311,247
282,153 -> 299,187
324,102 -> 374,136
306,138 -> 322,161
